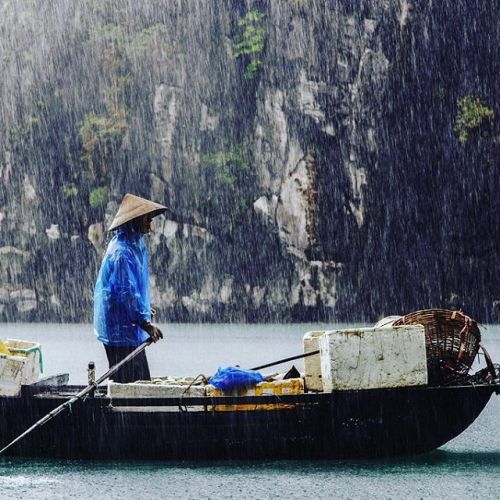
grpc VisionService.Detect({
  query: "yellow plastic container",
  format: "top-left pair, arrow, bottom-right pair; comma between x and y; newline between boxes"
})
206,378 -> 304,411
0,341 -> 11,357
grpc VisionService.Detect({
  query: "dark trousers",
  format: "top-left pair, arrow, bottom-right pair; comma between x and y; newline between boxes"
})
104,345 -> 151,383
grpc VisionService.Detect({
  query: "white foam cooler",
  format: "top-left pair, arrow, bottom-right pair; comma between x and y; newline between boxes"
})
0,339 -> 42,396
107,380 -> 206,398
319,325 -> 427,391
303,331 -> 324,391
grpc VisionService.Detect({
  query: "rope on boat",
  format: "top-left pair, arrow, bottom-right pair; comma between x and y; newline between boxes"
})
178,374 -> 209,412
1,344 -> 44,373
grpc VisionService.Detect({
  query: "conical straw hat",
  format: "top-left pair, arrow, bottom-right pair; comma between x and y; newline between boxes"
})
108,193 -> 168,231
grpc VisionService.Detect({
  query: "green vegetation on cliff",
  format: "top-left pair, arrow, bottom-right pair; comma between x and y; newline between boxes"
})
79,108 -> 128,169
201,144 -> 256,233
89,186 -> 108,209
454,96 -> 494,144
62,183 -> 78,199
233,10 -> 266,78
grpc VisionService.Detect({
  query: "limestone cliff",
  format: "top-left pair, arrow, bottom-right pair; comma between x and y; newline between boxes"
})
0,0 -> 497,322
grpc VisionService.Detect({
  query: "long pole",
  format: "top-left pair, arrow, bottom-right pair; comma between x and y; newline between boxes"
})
0,339 -> 153,456
250,349 -> 319,371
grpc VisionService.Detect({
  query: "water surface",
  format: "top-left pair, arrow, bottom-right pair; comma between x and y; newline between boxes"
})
0,323 -> 499,499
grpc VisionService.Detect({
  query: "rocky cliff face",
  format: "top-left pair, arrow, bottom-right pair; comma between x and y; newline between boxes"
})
0,0 -> 498,322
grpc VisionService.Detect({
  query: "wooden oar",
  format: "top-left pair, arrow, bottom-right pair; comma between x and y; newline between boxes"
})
0,338 -> 153,456
250,349 -> 319,371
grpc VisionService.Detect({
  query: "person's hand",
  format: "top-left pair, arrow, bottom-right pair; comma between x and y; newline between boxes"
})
141,321 -> 163,342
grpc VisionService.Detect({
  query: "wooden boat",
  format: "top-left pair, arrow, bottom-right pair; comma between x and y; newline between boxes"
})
1,313 -> 497,460
0,378 -> 498,460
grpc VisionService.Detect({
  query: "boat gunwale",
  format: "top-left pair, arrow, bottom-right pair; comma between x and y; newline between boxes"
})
15,381 -> 499,408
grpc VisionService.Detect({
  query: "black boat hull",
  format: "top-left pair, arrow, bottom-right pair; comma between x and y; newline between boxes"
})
0,384 -> 495,460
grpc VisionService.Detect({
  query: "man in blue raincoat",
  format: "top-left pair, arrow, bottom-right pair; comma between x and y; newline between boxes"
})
94,193 -> 167,383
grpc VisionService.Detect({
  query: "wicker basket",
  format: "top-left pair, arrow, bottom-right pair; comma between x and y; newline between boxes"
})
393,309 -> 481,385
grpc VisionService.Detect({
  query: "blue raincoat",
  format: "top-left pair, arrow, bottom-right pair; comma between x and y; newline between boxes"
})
93,226 -> 151,347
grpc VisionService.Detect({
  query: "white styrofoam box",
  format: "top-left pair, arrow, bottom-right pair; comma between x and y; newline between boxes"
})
319,325 -> 427,391
0,354 -> 28,396
374,316 -> 403,328
303,331 -> 324,391
107,381 -> 206,398
0,339 -> 42,396
5,339 -> 42,385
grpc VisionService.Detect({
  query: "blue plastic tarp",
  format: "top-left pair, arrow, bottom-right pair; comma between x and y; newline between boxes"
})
209,366 -> 265,391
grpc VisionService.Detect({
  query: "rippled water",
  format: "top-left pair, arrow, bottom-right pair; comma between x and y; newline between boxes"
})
0,323 -> 499,500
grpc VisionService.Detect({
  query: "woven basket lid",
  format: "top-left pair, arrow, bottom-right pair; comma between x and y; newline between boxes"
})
108,193 -> 168,231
